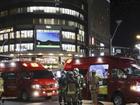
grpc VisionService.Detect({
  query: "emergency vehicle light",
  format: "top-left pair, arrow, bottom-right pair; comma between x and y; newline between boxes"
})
31,63 -> 39,67
10,62 -> 16,67
22,63 -> 39,67
97,57 -> 103,63
22,63 -> 28,67
75,59 -> 80,64
66,59 -> 72,64
0,63 -> 5,68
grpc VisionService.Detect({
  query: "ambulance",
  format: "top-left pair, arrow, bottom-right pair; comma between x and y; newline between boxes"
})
64,56 -> 140,105
0,60 -> 59,101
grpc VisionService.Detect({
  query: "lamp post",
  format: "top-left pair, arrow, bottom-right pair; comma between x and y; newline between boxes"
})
135,35 -> 140,63
136,35 -> 140,40
135,34 -> 140,54
110,20 -> 122,55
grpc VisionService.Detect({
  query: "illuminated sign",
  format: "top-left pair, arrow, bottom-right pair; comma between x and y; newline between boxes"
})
36,32 -> 60,48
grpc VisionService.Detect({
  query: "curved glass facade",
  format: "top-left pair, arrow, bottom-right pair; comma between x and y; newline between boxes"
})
0,0 -> 88,67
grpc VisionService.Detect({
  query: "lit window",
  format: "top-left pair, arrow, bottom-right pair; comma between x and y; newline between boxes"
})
9,32 -> 14,39
10,44 -> 14,51
81,4 -> 84,10
3,33 -> 8,39
78,29 -> 85,42
0,34 -> 3,40
62,44 -> 75,52
0,46 -> 3,52
4,45 -> 8,52
16,43 -> 33,51
16,31 -> 20,38
68,21 -> 75,26
62,31 -> 75,40
21,30 -> 33,38
0,10 -> 8,17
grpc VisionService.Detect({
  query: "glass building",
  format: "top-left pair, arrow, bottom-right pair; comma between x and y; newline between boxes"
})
0,0 -> 88,69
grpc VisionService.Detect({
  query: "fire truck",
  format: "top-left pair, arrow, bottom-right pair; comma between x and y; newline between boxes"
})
64,56 -> 140,105
0,60 -> 59,101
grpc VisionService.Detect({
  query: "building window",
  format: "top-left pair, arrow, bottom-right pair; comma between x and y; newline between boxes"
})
0,46 -> 3,52
0,34 -> 3,40
16,30 -> 33,39
62,44 -> 75,52
16,43 -> 33,51
3,33 -> 8,39
4,6 -> 84,20
3,45 -> 8,52
21,30 -> 33,38
16,31 -> 20,38
77,30 -> 84,42
9,32 -> 14,39
62,31 -> 75,40
81,4 -> 84,10
10,44 -> 14,52
0,10 -> 8,17
33,18 -> 84,30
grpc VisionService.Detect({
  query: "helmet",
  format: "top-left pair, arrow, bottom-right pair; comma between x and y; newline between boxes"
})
67,71 -> 74,78
61,70 -> 66,78
73,68 -> 79,75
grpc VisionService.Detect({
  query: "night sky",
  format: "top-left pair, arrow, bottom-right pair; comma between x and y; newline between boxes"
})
111,0 -> 140,47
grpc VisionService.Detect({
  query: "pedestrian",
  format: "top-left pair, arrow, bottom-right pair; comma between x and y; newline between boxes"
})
89,71 -> 100,105
0,73 -> 4,105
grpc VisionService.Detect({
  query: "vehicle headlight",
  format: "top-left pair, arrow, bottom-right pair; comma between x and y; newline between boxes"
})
32,84 -> 41,89
54,83 -> 59,87
33,91 -> 40,97
130,85 -> 140,92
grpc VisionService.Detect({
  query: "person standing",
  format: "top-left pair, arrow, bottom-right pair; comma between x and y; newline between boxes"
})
65,71 -> 79,105
58,71 -> 67,105
0,73 -> 4,105
90,71 -> 99,105
73,68 -> 85,105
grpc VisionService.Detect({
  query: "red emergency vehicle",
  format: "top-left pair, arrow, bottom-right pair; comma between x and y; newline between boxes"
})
0,60 -> 58,101
64,56 -> 140,105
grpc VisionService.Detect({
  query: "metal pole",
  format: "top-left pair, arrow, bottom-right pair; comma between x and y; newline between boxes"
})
110,20 -> 122,55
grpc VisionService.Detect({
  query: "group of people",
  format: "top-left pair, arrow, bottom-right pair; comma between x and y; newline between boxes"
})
58,68 -> 85,105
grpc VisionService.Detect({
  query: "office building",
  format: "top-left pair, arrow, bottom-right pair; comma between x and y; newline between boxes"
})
0,0 -> 88,69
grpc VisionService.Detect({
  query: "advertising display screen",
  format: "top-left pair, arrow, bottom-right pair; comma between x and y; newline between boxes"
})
36,31 -> 60,48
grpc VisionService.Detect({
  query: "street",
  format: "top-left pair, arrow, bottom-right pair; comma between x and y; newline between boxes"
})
1,98 -> 59,105
0,98 -> 138,105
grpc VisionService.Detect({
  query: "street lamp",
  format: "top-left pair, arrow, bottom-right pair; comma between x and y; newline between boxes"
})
135,35 -> 140,60
110,20 -> 122,55
135,35 -> 140,50
136,35 -> 140,40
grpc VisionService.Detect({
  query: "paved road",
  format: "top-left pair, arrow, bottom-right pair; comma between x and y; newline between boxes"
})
0,98 -> 59,105
0,98 -> 138,105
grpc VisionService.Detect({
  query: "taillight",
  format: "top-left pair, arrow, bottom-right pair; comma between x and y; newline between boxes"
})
22,63 -> 28,67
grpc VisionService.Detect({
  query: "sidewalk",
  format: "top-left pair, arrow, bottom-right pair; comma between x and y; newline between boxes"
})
82,100 -> 109,105
82,100 -> 138,105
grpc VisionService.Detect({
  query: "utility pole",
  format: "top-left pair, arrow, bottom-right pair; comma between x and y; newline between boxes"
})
110,20 -> 122,55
